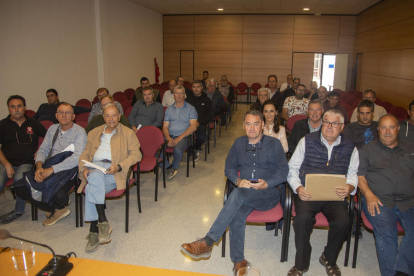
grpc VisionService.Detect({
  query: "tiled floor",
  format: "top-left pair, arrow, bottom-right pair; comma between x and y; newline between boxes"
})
0,104 -> 381,276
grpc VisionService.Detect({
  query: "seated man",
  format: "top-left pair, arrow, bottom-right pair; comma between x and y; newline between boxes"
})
305,81 -> 318,100
287,99 -> 323,155
287,109 -> 358,276
34,89 -> 91,123
218,74 -> 235,106
313,86 -> 328,103
282,84 -> 310,122
131,77 -> 161,106
85,95 -> 130,134
350,89 -> 387,123
250,88 -> 270,111
88,88 -> 124,122
280,74 -> 293,92
186,80 -> 213,160
201,71 -> 209,90
399,100 -> 414,144
181,110 -> 288,276
206,78 -> 227,117
14,103 -> 87,226
176,75 -> 194,98
358,114 -> 414,276
343,99 -> 378,150
0,95 -> 47,224
128,86 -> 164,132
323,91 -> 350,124
268,75 -> 284,113
78,104 -> 142,252
283,77 -> 300,101
162,85 -> 197,179
162,80 -> 177,107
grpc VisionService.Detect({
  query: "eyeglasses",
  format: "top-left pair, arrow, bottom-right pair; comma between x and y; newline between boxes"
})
56,111 -> 73,116
322,121 -> 343,128
297,89 -> 305,92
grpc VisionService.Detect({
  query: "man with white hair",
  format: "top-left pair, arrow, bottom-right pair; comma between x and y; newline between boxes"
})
287,109 -> 359,276
206,78 -> 226,117
250,88 -> 270,111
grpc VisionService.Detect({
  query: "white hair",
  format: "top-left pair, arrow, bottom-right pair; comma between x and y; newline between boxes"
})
258,87 -> 271,98
323,109 -> 344,124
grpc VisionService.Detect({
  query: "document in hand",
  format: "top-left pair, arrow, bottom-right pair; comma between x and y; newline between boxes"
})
81,160 -> 107,174
305,174 -> 347,201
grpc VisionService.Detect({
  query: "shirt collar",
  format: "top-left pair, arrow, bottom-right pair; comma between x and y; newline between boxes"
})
102,125 -> 116,135
320,132 -> 342,146
172,101 -> 188,109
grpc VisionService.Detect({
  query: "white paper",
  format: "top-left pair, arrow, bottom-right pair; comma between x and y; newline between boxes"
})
137,124 -> 142,130
61,144 -> 74,153
81,160 -> 107,174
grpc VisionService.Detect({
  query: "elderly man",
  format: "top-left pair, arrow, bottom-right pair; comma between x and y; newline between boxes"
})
128,86 -> 164,132
358,114 -> 414,276
283,77 -> 300,101
201,71 -> 209,90
218,75 -> 235,105
323,91 -> 350,125
163,85 -> 198,179
287,109 -> 358,276
162,80 -> 177,107
79,104 -> 141,252
206,78 -> 227,117
176,76 -> 194,98
181,110 -> 288,276
0,96 -> 47,224
350,89 -> 387,123
268,75 -> 284,113
344,100 -> 378,150
88,88 -> 124,122
282,84 -> 310,121
250,88 -> 270,111
131,77 -> 161,106
313,86 -> 328,103
280,74 -> 293,92
287,99 -> 324,155
13,103 -> 87,226
399,100 -> 414,143
306,81 -> 318,100
85,95 -> 130,133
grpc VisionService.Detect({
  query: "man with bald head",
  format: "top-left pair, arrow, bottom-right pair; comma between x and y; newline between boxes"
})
79,104 -> 142,252
357,114 -> 414,276
312,86 -> 328,102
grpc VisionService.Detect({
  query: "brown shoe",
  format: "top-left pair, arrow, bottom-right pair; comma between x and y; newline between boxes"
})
233,259 -> 251,276
287,266 -> 309,276
180,238 -> 212,259
42,207 -> 70,226
319,253 -> 341,276
45,199 -> 71,218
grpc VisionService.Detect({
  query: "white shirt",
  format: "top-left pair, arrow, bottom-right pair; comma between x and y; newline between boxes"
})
287,135 -> 359,195
162,90 -> 175,107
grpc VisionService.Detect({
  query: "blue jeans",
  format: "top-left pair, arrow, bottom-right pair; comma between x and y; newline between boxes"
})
0,163 -> 33,214
361,196 -> 414,276
207,187 -> 281,263
161,135 -> 188,170
84,162 -> 117,222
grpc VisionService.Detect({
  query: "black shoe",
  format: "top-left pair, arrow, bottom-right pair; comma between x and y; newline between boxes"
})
0,210 -> 24,224
319,253 -> 341,276
287,266 -> 308,276
352,228 -> 363,239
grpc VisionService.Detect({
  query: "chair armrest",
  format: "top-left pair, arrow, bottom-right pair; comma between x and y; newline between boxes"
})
223,178 -> 237,206
285,183 -> 292,216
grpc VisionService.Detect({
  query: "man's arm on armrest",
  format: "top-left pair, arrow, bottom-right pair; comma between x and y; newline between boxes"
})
175,119 -> 197,142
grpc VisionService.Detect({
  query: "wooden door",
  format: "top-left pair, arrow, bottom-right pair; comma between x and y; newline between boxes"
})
180,51 -> 194,81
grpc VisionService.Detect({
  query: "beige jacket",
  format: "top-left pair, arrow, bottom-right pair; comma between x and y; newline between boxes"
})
78,123 -> 142,192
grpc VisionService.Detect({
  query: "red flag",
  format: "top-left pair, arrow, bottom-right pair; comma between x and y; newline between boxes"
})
154,58 -> 160,84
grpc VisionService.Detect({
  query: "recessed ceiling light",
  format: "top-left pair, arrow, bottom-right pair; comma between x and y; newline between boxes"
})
217,8 -> 223,11
303,8 -> 310,11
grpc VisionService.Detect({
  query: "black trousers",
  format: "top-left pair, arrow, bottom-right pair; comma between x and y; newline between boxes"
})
14,176 -> 76,212
194,125 -> 207,151
293,195 -> 349,271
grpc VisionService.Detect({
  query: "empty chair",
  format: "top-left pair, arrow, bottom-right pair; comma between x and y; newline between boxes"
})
76,99 -> 91,108
286,115 -> 307,132
378,101 -> 393,112
74,112 -> 90,122
342,104 -> 353,113
235,82 -> 249,110
389,106 -> 409,121
113,93 -> 127,103
40,120 -> 54,129
345,96 -> 357,106
76,121 -> 88,128
25,109 -> 36,118
250,83 -> 262,103
120,100 -> 132,114
125,106 -> 133,118
124,88 -> 135,100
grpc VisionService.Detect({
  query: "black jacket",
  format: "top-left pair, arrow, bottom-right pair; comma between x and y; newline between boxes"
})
187,92 -> 213,125
209,90 -> 227,116
287,118 -> 310,154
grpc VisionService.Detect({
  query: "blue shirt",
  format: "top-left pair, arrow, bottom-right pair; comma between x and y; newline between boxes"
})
92,126 -> 116,162
225,135 -> 289,188
164,101 -> 198,136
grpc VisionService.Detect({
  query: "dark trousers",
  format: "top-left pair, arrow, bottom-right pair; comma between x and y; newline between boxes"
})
14,176 -> 76,212
293,195 -> 349,270
194,125 -> 207,151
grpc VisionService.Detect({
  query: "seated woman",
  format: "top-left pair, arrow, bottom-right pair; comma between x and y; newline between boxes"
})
262,100 -> 288,153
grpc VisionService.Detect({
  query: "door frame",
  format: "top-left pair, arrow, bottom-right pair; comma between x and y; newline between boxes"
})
180,50 -> 194,80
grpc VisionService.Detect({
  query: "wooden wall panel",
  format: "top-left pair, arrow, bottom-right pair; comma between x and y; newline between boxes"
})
243,34 -> 293,52
293,35 -> 338,53
163,16 -> 194,34
194,67 -> 242,84
294,16 -> 340,35
194,34 -> 242,51
164,51 -> 180,67
292,53 -> 314,90
242,51 -> 292,69
243,15 -> 294,34
194,15 -> 243,34
340,16 -> 356,35
337,35 -> 355,54
164,34 -> 194,50
194,51 -> 242,68
362,50 -> 414,80
241,68 -> 292,87
164,67 -> 180,82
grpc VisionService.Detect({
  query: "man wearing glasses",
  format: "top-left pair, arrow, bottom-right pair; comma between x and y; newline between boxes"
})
282,83 -> 310,122
13,103 -> 87,226
0,95 -> 47,224
181,110 -> 288,276
287,109 -> 359,276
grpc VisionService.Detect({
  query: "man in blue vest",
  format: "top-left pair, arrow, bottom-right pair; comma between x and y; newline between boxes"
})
287,109 -> 359,276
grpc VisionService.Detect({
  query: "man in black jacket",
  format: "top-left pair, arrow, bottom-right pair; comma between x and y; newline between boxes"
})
283,78 -> 300,101
187,80 -> 213,159
287,100 -> 323,154
206,78 -> 226,117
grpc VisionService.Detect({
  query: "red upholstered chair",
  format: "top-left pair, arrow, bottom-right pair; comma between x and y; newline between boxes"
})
124,88 -> 135,99
78,165 -> 136,233
120,100 -> 131,114
227,81 -> 233,86
135,126 -> 166,203
208,115 -> 220,149
25,110 -> 36,118
378,101 -> 393,112
159,88 -> 167,101
125,106 -> 133,118
113,93 -> 127,103
342,104 -> 353,113
161,81 -> 169,86
74,112 -> 90,123
164,134 -> 195,178
345,96 -> 357,106
338,99 -> 346,106
113,91 -> 125,98
76,99 -> 91,108
250,83 -> 262,103
341,93 -> 351,101
92,96 -> 99,105
348,110 -> 354,121
235,82 -> 249,110
286,115 -> 307,132
76,121 -> 88,128
40,120 -> 54,129
389,106 -> 409,121
375,97 -> 382,103
351,99 -> 360,109
4,179 -> 16,199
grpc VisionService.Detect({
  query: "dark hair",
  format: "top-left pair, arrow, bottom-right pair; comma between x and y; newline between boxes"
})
46,88 -> 58,96
203,71 -> 208,74
357,99 -> 374,112
297,84 -> 306,90
7,95 -> 26,107
408,100 -> 414,110
192,79 -> 203,85
328,91 -> 340,98
96,87 -> 109,95
309,99 -> 323,108
142,86 -> 153,93
262,100 -> 280,134
57,102 -> 74,113
293,78 -> 300,83
175,75 -> 184,83
268,75 -> 278,82
243,109 -> 263,122
140,77 -> 149,83
363,88 -> 376,98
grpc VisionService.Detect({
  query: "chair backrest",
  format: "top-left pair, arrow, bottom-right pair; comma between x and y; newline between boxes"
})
136,126 -> 165,157
347,110 -> 353,121
76,121 -> 88,128
92,96 -> 99,104
389,106 -> 408,121
160,88 -> 167,101
40,120 -> 54,129
124,88 -> 135,100
341,93 -> 350,101
25,109 -> 36,118
76,99 -> 91,108
345,96 -> 357,105
378,101 -> 393,112
250,83 -> 262,93
125,106 -> 133,118
75,112 -> 90,122
342,104 -> 353,112
351,99 -> 359,109
287,115 -> 307,131
113,93 -> 128,103
236,82 -> 248,93
120,100 -> 131,114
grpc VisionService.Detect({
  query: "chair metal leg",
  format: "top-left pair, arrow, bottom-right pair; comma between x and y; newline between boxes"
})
125,185 -> 129,233
80,194 -> 84,227
75,190 -> 79,227
221,231 -> 226,257
186,149 -> 190,177
352,203 -> 362,268
11,189 -> 16,200
344,199 -> 355,267
219,118 -> 222,137
214,121 -> 217,148
137,169 -> 142,213
34,206 -> 38,221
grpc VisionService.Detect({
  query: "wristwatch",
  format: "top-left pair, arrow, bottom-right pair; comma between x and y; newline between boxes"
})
117,164 -> 122,172
236,179 -> 241,186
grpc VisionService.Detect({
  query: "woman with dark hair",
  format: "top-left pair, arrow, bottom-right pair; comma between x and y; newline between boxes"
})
262,100 -> 288,153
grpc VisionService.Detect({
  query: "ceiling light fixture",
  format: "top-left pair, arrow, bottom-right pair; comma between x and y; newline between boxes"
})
303,8 -> 310,11
218,8 -> 223,11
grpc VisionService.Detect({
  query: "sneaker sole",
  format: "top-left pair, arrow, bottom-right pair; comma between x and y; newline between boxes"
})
85,243 -> 100,252
168,170 -> 178,180
42,210 -> 71,227
99,225 -> 113,244
180,245 -> 211,259
45,200 -> 71,218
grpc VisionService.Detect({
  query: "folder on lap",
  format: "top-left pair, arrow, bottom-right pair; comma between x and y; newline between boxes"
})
305,174 -> 347,201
